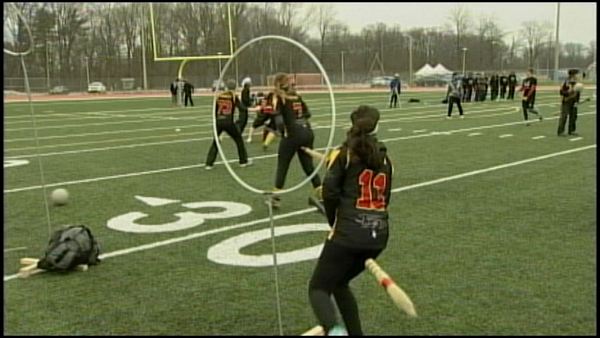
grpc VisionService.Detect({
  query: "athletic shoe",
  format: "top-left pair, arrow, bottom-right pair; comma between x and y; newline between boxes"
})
460,115 -> 464,119
446,116 -> 451,120
539,115 -> 544,121
327,325 -> 348,336
240,160 -> 253,168
205,165 -> 213,170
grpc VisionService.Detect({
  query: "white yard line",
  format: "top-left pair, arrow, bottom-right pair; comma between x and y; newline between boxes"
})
4,144 -> 594,282
468,132 -> 482,137
499,134 -> 513,138
532,136 -> 546,140
4,112 -> 596,191
388,128 -> 402,131
3,247 -> 27,253
412,129 -> 428,133
569,137 -> 583,141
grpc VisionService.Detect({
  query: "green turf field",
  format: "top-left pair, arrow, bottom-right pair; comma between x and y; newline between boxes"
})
3,89 -> 596,335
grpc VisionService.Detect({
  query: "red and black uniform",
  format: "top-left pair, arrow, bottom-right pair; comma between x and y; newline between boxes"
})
520,75 -> 541,121
205,90 -> 249,166
309,143 -> 393,335
274,93 -> 321,189
251,93 -> 283,135
236,86 -> 251,133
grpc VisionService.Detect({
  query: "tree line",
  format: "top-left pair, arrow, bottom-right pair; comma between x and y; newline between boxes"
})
3,3 -> 595,92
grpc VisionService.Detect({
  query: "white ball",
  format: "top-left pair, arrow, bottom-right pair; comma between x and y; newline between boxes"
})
51,188 -> 69,206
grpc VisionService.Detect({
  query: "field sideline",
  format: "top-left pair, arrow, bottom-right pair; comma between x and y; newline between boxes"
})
3,89 -> 596,335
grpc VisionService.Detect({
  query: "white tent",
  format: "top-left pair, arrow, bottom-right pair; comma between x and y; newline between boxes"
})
432,63 -> 453,75
415,64 -> 435,77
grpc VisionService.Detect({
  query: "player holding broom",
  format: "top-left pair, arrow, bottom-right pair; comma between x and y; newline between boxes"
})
307,105 -> 393,335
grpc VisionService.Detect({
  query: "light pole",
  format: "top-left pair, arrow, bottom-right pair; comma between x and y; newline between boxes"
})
232,38 -> 239,83
462,47 -> 468,75
85,56 -> 90,85
403,34 -> 413,86
217,51 -> 223,77
341,51 -> 345,86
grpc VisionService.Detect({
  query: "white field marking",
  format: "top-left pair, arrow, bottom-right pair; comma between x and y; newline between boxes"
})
388,128 -> 402,131
3,98 -> 560,149
499,134 -> 513,138
412,129 -> 428,133
3,247 -> 27,253
569,137 -> 583,141
5,131 -> 203,152
135,196 -> 180,207
4,110 -> 595,180
468,132 -> 482,136
532,136 -> 546,140
2,106 -> 545,157
4,106 -> 183,122
43,110 -> 54,113
4,144 -> 595,282
3,95 -> 561,132
4,124 -> 213,143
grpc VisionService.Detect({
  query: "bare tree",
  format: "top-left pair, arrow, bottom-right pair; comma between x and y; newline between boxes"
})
448,5 -> 471,68
520,20 -> 553,68
310,3 -> 336,61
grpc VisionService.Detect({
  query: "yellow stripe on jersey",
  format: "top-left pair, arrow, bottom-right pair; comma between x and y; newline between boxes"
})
326,149 -> 341,170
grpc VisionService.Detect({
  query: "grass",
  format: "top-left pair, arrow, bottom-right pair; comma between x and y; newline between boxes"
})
3,88 -> 596,335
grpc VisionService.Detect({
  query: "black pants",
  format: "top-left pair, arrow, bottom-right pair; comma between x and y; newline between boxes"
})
507,86 -> 516,100
205,121 -> 248,166
465,88 -> 472,102
184,93 -> 194,106
389,93 -> 398,108
500,86 -> 507,99
490,87 -> 498,101
236,109 -> 248,134
309,240 -> 384,335
447,96 -> 464,116
557,103 -> 577,135
275,127 -> 321,189
522,99 -> 539,121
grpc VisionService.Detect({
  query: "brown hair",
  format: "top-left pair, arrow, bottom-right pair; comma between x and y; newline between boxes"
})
346,105 -> 384,169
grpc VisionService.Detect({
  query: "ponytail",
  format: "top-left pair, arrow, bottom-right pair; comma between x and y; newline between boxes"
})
346,106 -> 384,169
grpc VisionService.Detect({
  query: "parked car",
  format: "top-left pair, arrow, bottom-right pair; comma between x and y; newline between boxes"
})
87,81 -> 106,93
370,76 -> 395,88
49,85 -> 69,95
212,79 -> 226,92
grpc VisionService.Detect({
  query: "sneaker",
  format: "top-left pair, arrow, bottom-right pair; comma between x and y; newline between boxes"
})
327,325 -> 348,336
246,137 -> 252,144
460,115 -> 464,119
205,165 -> 213,170
262,144 -> 268,151
446,116 -> 451,120
240,160 -> 253,168
538,115 -> 544,121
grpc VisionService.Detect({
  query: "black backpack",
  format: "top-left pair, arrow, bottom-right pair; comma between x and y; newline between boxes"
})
37,225 -> 101,271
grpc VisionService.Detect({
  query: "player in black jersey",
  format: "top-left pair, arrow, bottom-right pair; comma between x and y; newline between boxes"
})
269,73 -> 322,208
204,79 -> 251,169
308,105 -> 393,336
519,68 -> 543,125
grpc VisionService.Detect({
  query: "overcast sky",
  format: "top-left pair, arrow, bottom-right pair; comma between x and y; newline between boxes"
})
304,2 -> 596,45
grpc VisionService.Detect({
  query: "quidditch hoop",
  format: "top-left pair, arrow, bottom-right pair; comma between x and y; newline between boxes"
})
3,3 -> 34,57
212,35 -> 336,195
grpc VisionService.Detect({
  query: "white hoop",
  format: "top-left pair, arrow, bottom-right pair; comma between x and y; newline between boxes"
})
3,3 -> 34,57
212,35 -> 336,195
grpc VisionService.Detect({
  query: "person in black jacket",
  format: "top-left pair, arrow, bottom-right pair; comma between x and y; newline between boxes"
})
557,69 -> 582,136
507,72 -> 517,100
499,73 -> 508,99
183,80 -> 194,107
489,74 -> 499,101
236,78 -> 252,134
308,105 -> 393,336
170,78 -> 179,106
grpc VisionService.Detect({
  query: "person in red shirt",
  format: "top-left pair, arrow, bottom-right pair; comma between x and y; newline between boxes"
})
519,68 -> 543,125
